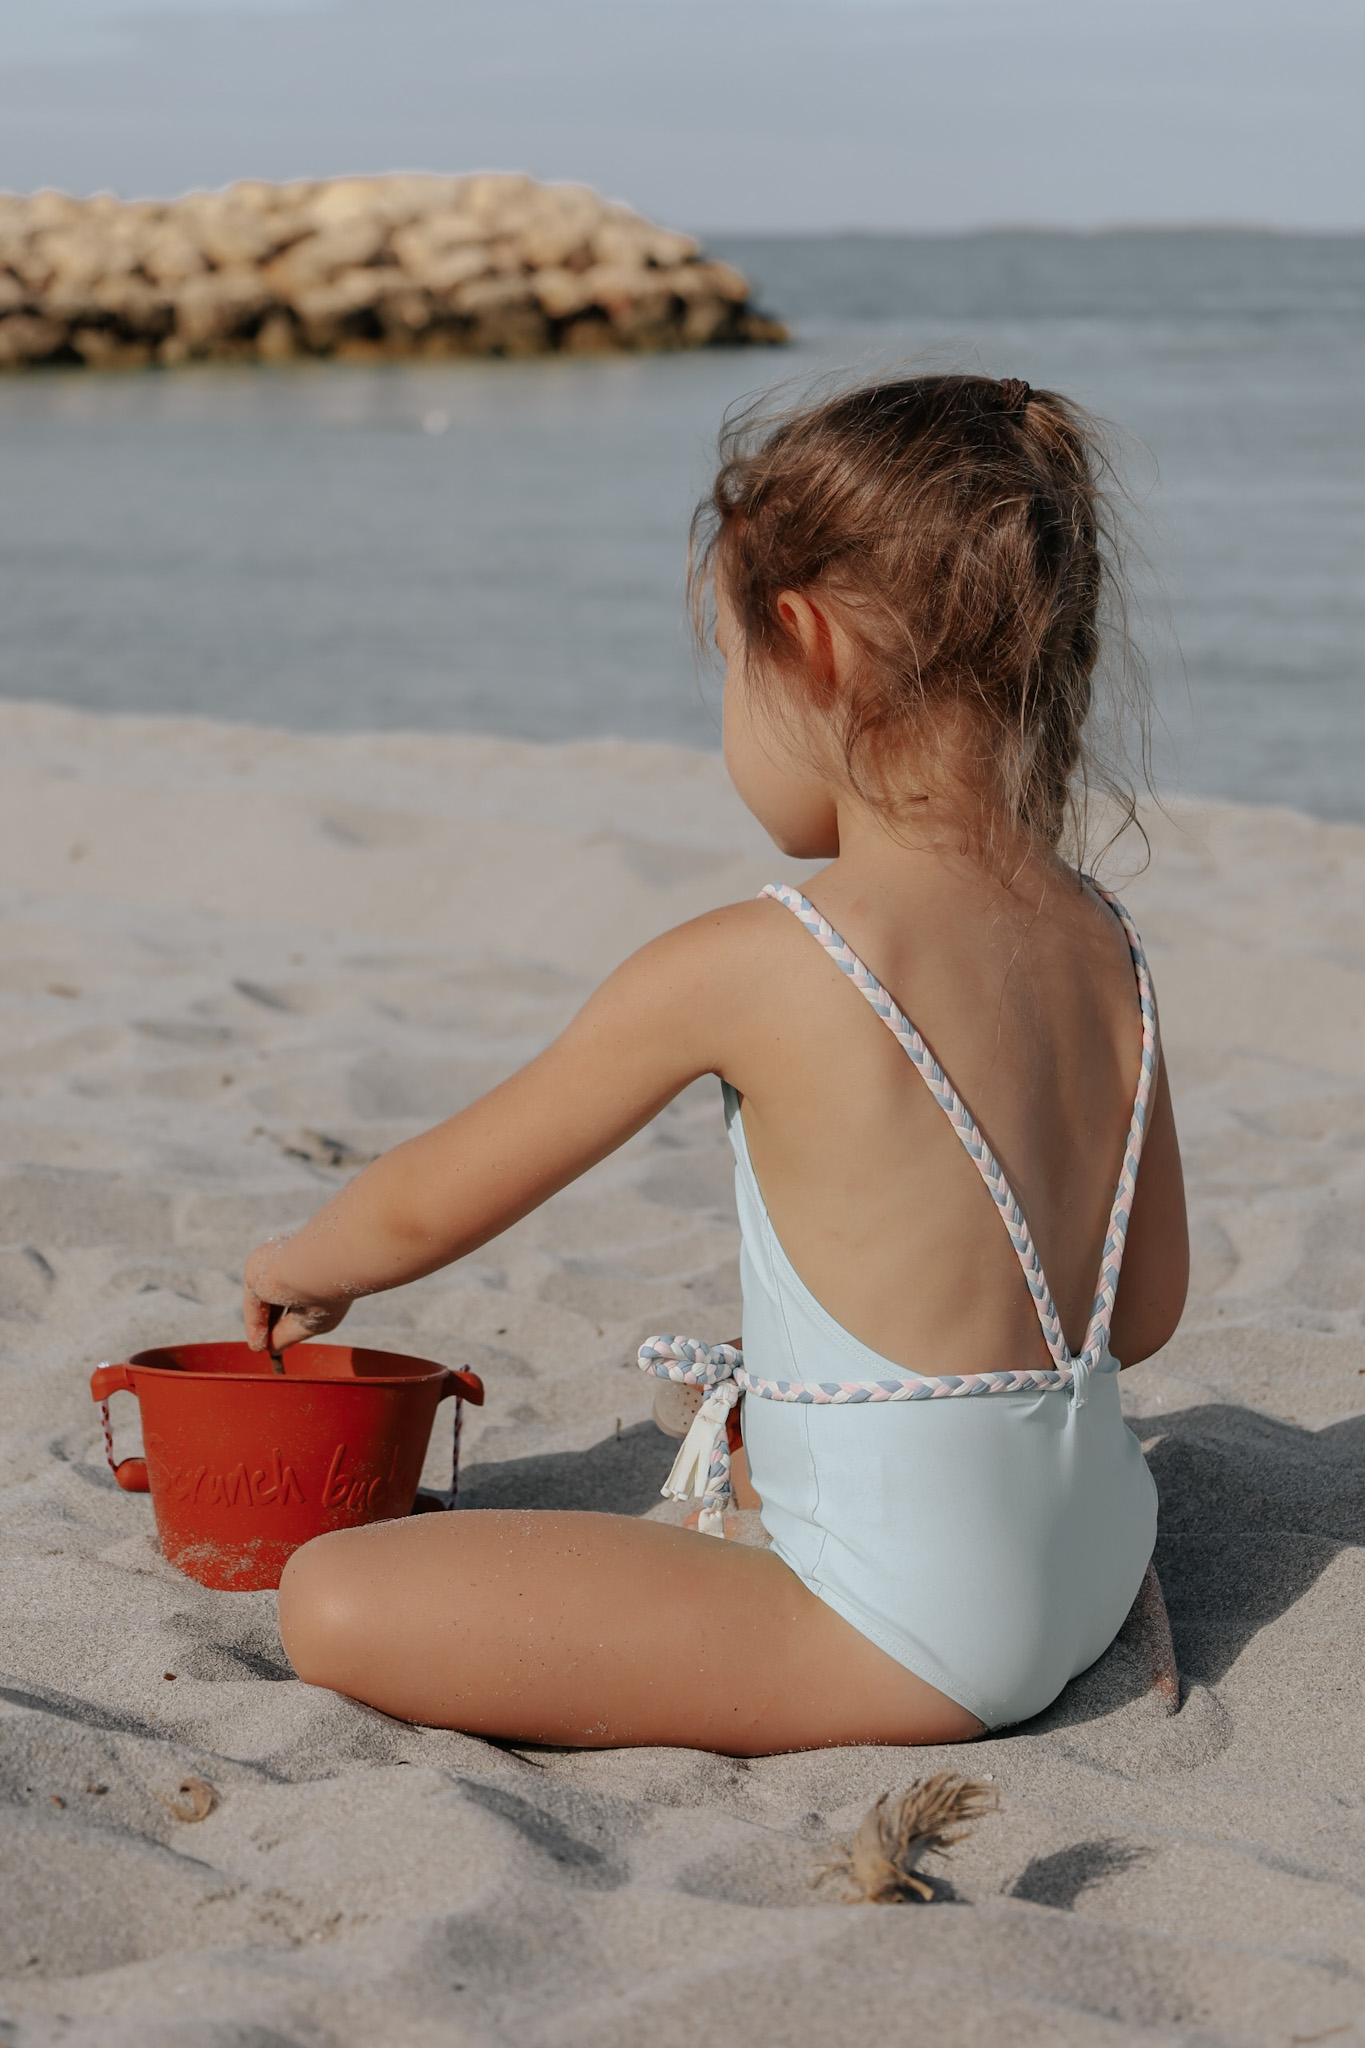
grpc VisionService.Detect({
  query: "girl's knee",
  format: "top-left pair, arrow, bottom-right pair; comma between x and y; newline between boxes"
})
277,1530 -> 373,1688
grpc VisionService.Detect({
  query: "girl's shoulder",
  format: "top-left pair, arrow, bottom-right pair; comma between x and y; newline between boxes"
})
627,889 -> 813,980
587,890 -> 826,1072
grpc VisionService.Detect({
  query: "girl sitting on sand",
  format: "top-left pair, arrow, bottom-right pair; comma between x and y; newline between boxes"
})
244,373 -> 1188,1751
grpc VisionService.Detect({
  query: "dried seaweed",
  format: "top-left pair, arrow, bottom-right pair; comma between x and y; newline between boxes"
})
820,1772 -> 999,1903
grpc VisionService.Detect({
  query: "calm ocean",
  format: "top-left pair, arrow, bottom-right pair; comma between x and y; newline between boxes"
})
2,232 -> 1361,818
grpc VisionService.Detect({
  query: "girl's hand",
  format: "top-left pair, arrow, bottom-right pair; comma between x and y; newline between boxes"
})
243,1238 -> 352,1354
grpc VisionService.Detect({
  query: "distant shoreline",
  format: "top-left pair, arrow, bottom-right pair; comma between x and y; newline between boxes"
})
699,224 -> 1365,240
0,695 -> 1355,835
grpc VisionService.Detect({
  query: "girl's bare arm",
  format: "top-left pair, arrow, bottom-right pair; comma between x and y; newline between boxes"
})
243,910 -> 753,1349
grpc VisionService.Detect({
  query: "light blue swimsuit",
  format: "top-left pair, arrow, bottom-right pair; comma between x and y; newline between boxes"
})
642,883 -> 1159,1731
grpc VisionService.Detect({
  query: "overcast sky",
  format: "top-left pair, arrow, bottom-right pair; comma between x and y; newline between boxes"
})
0,0 -> 1358,232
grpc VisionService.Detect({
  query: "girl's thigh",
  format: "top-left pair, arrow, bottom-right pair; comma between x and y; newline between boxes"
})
278,1509 -> 980,1753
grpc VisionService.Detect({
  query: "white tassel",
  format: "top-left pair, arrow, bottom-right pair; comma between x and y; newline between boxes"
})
661,1389 -> 731,1511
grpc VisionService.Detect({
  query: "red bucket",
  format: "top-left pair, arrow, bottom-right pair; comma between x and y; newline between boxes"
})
90,1342 -> 484,1591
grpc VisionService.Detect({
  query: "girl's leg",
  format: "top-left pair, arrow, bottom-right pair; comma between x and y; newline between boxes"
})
277,1510 -> 981,1753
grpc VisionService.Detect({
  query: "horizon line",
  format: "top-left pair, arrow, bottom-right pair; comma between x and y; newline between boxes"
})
2,177 -> 1361,241
698,221 -> 1365,240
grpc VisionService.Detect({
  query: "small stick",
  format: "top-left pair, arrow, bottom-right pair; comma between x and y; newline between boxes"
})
266,1306 -> 286,1375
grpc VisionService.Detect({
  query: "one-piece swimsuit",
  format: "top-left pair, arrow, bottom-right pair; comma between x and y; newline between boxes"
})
639,881 -> 1159,1729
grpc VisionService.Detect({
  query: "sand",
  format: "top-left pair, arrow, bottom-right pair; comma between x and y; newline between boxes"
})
0,698 -> 1361,2048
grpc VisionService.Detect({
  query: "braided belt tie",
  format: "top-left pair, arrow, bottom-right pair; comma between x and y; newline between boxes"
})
638,1336 -> 1074,1537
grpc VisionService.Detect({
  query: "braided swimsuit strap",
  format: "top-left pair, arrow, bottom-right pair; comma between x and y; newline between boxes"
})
637,881 -> 1157,1535
638,1336 -> 1072,1532
760,881 -> 1072,1369
1078,885 -> 1158,1361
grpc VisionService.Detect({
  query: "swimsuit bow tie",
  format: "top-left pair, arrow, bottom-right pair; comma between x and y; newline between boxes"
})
638,1337 -> 745,1536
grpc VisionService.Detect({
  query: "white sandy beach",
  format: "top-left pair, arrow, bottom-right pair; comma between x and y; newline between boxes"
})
0,698 -> 1362,2047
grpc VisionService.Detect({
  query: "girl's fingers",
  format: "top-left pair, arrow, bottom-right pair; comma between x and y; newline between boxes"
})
264,1301 -> 351,1351
242,1286 -> 274,1351
242,1232 -> 353,1351
242,1287 -> 339,1352
270,1309 -> 315,1351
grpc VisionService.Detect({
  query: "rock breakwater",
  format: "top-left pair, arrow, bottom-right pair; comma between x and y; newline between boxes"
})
0,174 -> 786,369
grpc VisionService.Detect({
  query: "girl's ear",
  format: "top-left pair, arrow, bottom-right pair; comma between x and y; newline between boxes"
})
775,589 -> 836,692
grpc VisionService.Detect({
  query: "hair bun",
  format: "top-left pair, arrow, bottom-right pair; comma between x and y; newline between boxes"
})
999,378 -> 1032,415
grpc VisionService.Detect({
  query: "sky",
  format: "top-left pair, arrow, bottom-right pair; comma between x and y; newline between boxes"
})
0,0 -> 1358,233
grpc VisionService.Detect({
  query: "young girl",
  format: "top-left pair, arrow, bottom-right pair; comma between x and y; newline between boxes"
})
244,372 -> 1188,1753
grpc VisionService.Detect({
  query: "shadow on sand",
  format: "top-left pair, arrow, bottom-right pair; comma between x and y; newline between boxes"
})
456,1420 -> 672,1519
1142,1402 -> 1364,1687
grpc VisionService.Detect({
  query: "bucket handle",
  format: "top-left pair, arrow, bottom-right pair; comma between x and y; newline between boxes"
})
90,1362 -> 149,1492
437,1367 -> 484,1510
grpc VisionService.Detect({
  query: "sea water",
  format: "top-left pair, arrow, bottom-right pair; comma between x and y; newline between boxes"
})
1,232 -> 1360,819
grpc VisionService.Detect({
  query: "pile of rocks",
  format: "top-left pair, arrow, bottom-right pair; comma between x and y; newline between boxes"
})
0,173 -> 786,370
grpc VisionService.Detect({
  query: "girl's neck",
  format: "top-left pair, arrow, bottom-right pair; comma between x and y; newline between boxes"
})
823,788 -> 1061,911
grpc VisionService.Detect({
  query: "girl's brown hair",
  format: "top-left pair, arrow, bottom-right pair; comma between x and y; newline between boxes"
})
691,371 -> 1149,861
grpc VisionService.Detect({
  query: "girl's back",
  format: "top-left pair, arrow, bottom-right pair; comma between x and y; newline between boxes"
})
730,850 -> 1166,1379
